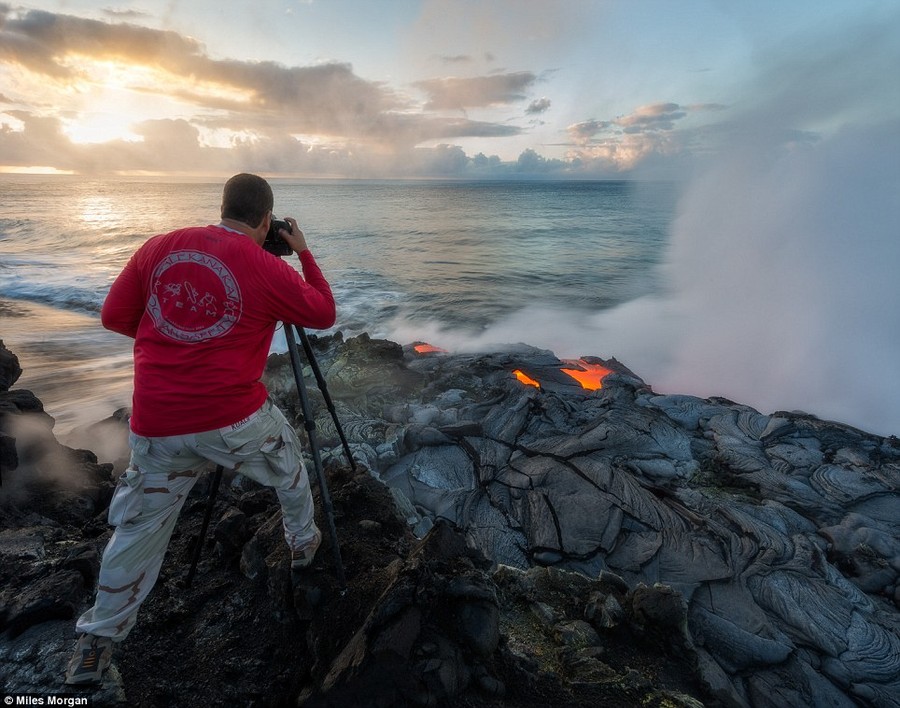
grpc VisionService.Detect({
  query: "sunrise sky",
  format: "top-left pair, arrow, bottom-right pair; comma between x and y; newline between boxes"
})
1,0 -> 898,178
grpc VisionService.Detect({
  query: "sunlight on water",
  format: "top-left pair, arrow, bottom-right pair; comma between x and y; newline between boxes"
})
76,194 -> 121,229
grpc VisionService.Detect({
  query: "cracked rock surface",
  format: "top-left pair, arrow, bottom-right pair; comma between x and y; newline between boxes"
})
3,335 -> 899,707
278,333 -> 900,708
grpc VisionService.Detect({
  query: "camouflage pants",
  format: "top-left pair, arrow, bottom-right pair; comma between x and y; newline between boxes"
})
75,397 -> 317,640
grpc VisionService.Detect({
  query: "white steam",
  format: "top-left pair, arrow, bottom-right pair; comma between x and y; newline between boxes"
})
389,15 -> 900,437
652,120 -> 900,436
0,414 -> 93,506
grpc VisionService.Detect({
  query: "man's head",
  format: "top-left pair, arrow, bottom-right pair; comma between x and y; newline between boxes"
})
221,173 -> 274,230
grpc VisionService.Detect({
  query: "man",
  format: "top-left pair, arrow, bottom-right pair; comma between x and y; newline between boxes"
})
65,173 -> 336,685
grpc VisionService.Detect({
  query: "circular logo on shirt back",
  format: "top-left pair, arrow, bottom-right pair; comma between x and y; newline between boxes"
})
147,250 -> 242,342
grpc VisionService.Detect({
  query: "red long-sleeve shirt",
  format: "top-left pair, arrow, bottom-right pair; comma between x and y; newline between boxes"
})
101,224 -> 335,436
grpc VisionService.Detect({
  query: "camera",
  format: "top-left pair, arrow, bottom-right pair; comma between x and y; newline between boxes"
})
263,218 -> 294,256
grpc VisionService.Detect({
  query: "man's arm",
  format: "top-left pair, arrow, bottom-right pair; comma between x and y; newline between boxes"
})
100,256 -> 146,338
270,249 -> 336,329
269,217 -> 336,329
295,249 -> 336,328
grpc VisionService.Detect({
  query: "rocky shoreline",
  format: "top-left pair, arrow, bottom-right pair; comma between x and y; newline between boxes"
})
1,334 -> 898,707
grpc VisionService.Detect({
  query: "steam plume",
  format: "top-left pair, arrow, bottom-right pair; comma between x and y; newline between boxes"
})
391,14 -> 900,437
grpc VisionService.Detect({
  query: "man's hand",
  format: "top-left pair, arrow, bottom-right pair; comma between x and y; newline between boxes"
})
280,217 -> 309,254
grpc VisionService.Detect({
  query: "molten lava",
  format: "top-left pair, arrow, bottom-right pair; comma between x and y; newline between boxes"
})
513,370 -> 541,388
414,343 -> 448,354
560,359 -> 613,391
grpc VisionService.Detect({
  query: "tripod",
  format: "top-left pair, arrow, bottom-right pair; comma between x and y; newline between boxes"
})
185,324 -> 353,589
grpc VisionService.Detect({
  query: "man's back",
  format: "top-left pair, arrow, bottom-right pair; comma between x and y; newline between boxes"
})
101,224 -> 335,437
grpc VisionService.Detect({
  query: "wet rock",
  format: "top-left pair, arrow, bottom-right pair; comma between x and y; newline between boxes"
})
0,339 -> 23,391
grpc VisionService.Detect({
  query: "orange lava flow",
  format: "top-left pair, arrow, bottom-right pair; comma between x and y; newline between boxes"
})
560,359 -> 613,390
414,343 -> 448,354
513,370 -> 541,388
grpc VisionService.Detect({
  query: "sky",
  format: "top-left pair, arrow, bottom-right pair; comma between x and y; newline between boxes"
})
2,0 -> 898,178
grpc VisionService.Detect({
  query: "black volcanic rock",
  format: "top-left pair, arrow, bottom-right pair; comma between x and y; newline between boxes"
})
2,335 -> 899,708
282,334 -> 900,708
0,339 -> 23,392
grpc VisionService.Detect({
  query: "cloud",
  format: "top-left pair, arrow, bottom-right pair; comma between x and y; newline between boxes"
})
414,71 -> 537,110
0,7 -> 403,132
567,119 -> 611,146
515,148 -> 567,174
563,103 -> 729,172
616,102 -> 686,133
1,6 -> 206,77
0,5 -> 539,172
567,132 -> 683,173
437,54 -> 473,64
525,97 -> 551,115
102,8 -> 152,20
571,103 -> 691,139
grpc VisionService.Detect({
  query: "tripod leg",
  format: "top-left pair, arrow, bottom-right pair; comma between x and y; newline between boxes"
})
184,464 -> 223,588
286,324 -> 348,590
296,327 -> 357,471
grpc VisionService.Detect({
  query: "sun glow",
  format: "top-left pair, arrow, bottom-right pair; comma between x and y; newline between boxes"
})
0,166 -> 76,175
54,56 -> 253,146
62,114 -> 144,145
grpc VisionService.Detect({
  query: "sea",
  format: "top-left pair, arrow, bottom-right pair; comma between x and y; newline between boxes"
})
0,176 -> 677,434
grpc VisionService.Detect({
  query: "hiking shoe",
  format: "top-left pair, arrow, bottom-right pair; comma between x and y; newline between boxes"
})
64,633 -> 114,686
291,526 -> 322,570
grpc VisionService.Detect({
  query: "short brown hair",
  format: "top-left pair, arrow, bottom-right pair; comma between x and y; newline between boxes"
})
221,173 -> 274,228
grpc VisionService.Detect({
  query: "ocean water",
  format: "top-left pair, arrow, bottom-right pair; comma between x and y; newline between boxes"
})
0,176 -> 676,432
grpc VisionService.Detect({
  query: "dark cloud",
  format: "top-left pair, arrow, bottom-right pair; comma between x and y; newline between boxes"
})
414,71 -> 536,110
525,97 -> 551,115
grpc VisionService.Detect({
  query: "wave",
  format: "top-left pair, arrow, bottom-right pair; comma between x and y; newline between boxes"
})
0,281 -> 105,315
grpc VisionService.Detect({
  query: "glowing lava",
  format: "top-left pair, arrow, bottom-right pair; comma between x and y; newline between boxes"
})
560,359 -> 613,391
513,370 -> 541,388
414,343 -> 448,354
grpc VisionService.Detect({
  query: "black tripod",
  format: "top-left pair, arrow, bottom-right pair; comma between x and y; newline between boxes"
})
185,324 -> 354,589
